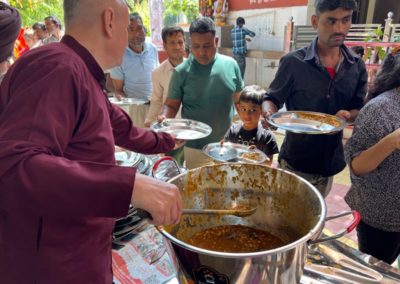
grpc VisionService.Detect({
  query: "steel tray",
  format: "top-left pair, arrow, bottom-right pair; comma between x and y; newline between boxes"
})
109,97 -> 148,106
151,119 -> 212,140
268,111 -> 347,134
202,142 -> 269,164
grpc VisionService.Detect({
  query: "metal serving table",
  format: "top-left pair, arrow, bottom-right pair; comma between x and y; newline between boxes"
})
112,224 -> 400,284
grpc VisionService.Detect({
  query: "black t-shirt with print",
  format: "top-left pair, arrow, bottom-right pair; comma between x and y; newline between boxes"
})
224,122 -> 279,156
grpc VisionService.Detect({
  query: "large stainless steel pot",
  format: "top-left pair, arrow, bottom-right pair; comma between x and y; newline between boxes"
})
158,163 -> 359,284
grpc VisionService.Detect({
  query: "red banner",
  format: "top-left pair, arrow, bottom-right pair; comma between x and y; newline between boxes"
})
229,0 -> 308,11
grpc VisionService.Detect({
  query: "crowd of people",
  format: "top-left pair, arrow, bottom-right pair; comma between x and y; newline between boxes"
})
0,0 -> 399,283
0,11 -> 63,84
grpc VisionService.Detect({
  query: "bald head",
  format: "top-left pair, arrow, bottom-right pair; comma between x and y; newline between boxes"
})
64,0 -> 127,30
63,0 -> 129,70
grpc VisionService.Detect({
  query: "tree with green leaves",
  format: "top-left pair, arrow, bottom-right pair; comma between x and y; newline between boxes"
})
10,0 -> 64,27
163,0 -> 198,27
9,0 -> 151,29
9,0 -> 197,35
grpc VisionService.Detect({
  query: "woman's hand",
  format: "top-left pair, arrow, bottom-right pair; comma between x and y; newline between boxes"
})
386,128 -> 400,150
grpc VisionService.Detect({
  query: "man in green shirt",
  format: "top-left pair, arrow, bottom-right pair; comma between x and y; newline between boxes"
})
161,17 -> 243,169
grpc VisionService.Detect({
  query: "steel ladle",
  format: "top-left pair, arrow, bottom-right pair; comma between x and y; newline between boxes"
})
182,207 -> 257,217
136,206 -> 257,220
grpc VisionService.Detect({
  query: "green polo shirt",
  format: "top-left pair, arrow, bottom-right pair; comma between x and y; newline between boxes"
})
168,54 -> 243,149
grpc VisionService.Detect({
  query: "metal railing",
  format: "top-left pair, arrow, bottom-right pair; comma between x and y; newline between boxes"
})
391,24 -> 400,42
345,41 -> 400,88
292,24 -> 382,50
286,12 -> 399,51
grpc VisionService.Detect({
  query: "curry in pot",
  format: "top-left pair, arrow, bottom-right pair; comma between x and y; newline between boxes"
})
186,224 -> 287,253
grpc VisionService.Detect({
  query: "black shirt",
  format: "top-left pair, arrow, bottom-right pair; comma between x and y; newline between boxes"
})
224,122 -> 279,157
264,38 -> 367,176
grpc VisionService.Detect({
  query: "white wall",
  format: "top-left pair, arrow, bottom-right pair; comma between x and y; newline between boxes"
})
225,6 -> 309,88
227,6 -> 309,51
243,58 -> 279,89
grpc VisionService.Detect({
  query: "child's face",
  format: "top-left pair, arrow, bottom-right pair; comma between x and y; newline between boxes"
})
237,101 -> 261,130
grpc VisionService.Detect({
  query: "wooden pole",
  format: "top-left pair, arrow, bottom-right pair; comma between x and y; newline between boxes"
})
284,17 -> 294,53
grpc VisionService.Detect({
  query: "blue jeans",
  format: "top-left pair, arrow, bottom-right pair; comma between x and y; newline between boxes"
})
233,53 -> 246,80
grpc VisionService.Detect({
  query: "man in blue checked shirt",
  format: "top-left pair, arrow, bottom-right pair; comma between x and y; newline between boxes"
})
231,17 -> 256,79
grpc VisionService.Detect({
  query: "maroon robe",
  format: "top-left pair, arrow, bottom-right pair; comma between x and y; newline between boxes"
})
0,35 -> 175,284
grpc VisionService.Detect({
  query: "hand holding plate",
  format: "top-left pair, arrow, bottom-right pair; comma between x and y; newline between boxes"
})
335,110 -> 351,122
170,134 -> 186,150
114,93 -> 125,101
157,114 -> 166,124
261,101 -> 278,130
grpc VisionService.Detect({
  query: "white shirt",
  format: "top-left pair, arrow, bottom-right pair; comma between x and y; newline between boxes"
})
145,58 -> 184,126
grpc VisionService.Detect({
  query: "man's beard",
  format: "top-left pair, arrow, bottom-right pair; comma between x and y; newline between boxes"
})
129,40 -> 144,50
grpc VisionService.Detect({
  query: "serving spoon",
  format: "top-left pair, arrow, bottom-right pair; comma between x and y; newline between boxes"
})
182,207 -> 257,217
136,206 -> 257,220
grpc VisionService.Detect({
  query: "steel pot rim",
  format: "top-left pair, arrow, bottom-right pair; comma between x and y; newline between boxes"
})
158,165 -> 327,258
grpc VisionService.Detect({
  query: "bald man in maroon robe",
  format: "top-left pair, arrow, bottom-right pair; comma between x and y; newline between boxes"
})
0,1 -> 183,283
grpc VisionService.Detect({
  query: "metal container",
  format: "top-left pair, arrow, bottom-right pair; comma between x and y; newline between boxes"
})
158,163 -> 358,284
151,156 -> 186,182
114,148 -> 154,175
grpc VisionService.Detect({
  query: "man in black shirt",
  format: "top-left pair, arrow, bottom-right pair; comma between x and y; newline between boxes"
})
262,0 -> 367,197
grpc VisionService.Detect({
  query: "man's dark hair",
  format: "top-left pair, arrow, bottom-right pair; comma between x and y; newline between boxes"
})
161,26 -> 184,43
45,15 -> 62,29
129,12 -> 143,24
367,48 -> 400,102
32,22 -> 45,31
350,46 -> 364,58
189,17 -> 215,35
315,0 -> 357,15
236,17 -> 245,26
239,85 -> 265,106
129,13 -> 146,33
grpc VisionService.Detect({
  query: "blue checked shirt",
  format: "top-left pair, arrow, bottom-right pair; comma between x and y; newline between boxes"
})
231,26 -> 256,55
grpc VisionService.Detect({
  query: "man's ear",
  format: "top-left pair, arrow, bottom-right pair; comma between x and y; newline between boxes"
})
103,8 -> 114,38
215,36 -> 219,46
311,14 -> 318,30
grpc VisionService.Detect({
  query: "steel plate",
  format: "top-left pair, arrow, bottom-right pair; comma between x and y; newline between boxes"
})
151,119 -> 212,140
109,97 -> 148,106
268,111 -> 347,134
202,142 -> 268,164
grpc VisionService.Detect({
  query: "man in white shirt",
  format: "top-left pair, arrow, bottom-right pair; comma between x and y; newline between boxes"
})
144,26 -> 186,127
144,26 -> 186,164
